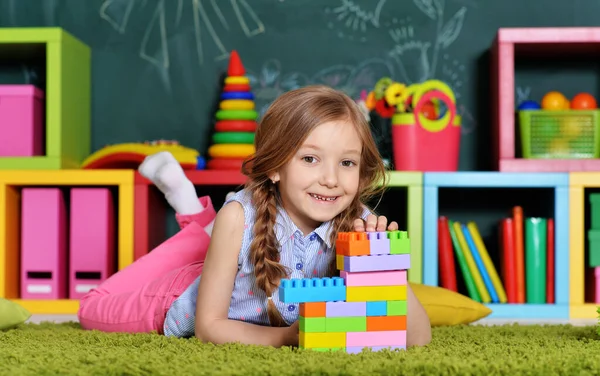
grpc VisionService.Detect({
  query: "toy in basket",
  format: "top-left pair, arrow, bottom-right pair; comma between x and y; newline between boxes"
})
363,78 -> 461,171
517,91 -> 599,159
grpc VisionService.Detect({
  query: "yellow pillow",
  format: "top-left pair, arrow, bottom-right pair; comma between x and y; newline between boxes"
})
409,282 -> 492,326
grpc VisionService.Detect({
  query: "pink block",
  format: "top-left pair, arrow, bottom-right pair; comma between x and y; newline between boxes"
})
346,330 -> 406,347
341,270 -> 407,286
595,267 -> 600,304
325,301 -> 366,317
345,345 -> 406,354
0,85 -> 45,157
69,188 -> 116,299
340,254 -> 410,272
20,188 -> 67,299
367,232 -> 390,255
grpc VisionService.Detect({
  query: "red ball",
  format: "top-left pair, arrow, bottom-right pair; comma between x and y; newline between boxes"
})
571,93 -> 597,110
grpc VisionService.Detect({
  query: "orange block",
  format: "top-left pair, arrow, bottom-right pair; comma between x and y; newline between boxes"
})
366,315 -> 407,331
336,232 -> 369,256
300,302 -> 326,317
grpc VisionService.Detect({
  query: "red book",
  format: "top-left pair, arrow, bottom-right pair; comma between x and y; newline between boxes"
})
438,216 -> 457,291
546,218 -> 555,304
501,218 -> 518,303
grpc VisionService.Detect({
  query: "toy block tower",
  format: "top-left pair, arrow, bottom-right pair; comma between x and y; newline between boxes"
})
207,50 -> 258,171
279,230 -> 410,353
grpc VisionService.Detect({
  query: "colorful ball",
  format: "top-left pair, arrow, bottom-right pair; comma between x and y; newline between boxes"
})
518,100 -> 541,110
541,91 -> 568,110
571,92 -> 597,110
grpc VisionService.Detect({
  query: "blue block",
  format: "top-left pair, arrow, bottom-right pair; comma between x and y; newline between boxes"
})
366,301 -> 387,316
278,277 -> 346,303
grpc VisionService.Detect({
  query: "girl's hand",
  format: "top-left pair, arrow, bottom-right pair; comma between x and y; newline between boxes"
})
284,320 -> 299,347
353,214 -> 398,232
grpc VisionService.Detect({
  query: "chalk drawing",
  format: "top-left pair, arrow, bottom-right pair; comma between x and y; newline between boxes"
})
324,0 -> 387,42
99,0 -> 266,68
516,86 -> 531,104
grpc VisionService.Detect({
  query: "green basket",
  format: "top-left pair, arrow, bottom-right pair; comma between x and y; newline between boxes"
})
518,110 -> 600,159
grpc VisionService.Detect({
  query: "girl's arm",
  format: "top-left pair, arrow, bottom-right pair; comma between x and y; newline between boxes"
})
194,201 -> 296,347
406,283 -> 432,346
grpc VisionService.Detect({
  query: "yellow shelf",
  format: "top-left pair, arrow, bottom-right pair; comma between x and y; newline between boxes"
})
13,299 -> 79,314
569,304 -> 599,319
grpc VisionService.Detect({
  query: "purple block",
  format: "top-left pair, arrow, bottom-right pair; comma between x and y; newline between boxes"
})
345,345 -> 406,354
367,232 -> 391,255
325,301 -> 366,317
341,254 -> 410,272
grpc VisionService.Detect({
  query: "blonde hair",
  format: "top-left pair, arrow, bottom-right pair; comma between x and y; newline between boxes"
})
241,85 -> 387,327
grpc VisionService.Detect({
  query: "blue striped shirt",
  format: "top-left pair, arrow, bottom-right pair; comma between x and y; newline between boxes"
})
163,188 -> 370,338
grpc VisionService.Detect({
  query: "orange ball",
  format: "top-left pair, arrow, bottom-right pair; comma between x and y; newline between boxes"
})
571,92 -> 597,110
541,91 -> 568,110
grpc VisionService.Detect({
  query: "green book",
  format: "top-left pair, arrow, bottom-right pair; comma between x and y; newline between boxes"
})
447,220 -> 481,302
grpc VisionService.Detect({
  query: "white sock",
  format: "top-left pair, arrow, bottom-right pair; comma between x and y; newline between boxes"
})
138,152 -> 203,215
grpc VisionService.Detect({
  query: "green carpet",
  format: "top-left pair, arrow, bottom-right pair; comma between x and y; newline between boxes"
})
2,322 -> 600,375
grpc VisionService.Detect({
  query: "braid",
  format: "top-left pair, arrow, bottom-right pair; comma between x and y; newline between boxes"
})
249,182 -> 288,327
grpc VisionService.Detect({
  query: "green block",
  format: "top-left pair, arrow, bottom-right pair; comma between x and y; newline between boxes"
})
299,317 -> 325,332
388,231 -> 410,254
325,317 -> 366,332
310,347 -> 344,352
387,301 -> 407,316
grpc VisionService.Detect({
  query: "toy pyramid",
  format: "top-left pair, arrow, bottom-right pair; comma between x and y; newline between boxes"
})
207,50 -> 258,170
279,230 -> 410,353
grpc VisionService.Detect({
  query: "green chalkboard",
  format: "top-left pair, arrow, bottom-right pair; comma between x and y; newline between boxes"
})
1,0 -> 599,171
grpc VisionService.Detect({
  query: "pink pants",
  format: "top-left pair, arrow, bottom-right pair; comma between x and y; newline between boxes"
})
77,196 -> 217,334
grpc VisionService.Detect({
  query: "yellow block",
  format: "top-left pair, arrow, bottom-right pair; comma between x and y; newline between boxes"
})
12,299 -> 80,314
346,285 -> 407,302
220,99 -> 255,110
0,169 -> 133,185
225,76 -> 250,85
208,144 -> 255,158
299,332 -> 346,348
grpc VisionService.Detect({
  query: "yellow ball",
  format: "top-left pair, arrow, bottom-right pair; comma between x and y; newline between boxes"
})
541,91 -> 568,110
560,117 -> 582,138
548,138 -> 571,155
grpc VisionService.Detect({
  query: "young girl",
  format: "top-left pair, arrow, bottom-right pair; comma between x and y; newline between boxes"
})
77,85 -> 432,347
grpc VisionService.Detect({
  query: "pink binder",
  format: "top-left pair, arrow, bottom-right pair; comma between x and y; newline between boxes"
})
69,188 -> 116,299
20,188 -> 67,299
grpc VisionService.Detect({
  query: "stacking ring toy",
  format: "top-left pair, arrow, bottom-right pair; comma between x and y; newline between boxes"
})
221,92 -> 254,100
212,132 -> 255,144
223,84 -> 251,92
225,76 -> 250,85
219,99 -> 255,110
215,120 -> 257,132
208,144 -> 255,158
207,158 -> 246,170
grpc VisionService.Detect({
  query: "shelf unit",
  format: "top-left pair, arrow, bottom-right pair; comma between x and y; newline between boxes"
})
0,170 -> 134,314
133,171 -> 424,283
423,172 -> 569,319
0,28 -> 91,169
568,172 -> 600,319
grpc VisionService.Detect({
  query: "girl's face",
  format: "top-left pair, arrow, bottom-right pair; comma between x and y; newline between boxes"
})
271,120 -> 362,235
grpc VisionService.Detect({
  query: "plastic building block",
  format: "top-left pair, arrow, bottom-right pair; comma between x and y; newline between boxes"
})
336,232 -> 370,256
20,188 -> 67,299
341,270 -> 407,286
299,332 -> 346,348
367,232 -> 390,255
388,231 -> 410,254
387,301 -> 408,316
346,285 -> 407,302
366,301 -> 387,316
325,301 -> 366,317
279,277 -> 346,303
300,317 -> 326,332
346,345 -> 405,354
300,302 -> 326,317
326,317 -> 366,332
337,254 -> 411,272
366,316 -> 407,331
346,330 -> 406,347
0,28 -> 91,170
0,85 -> 44,157
69,188 -> 115,299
